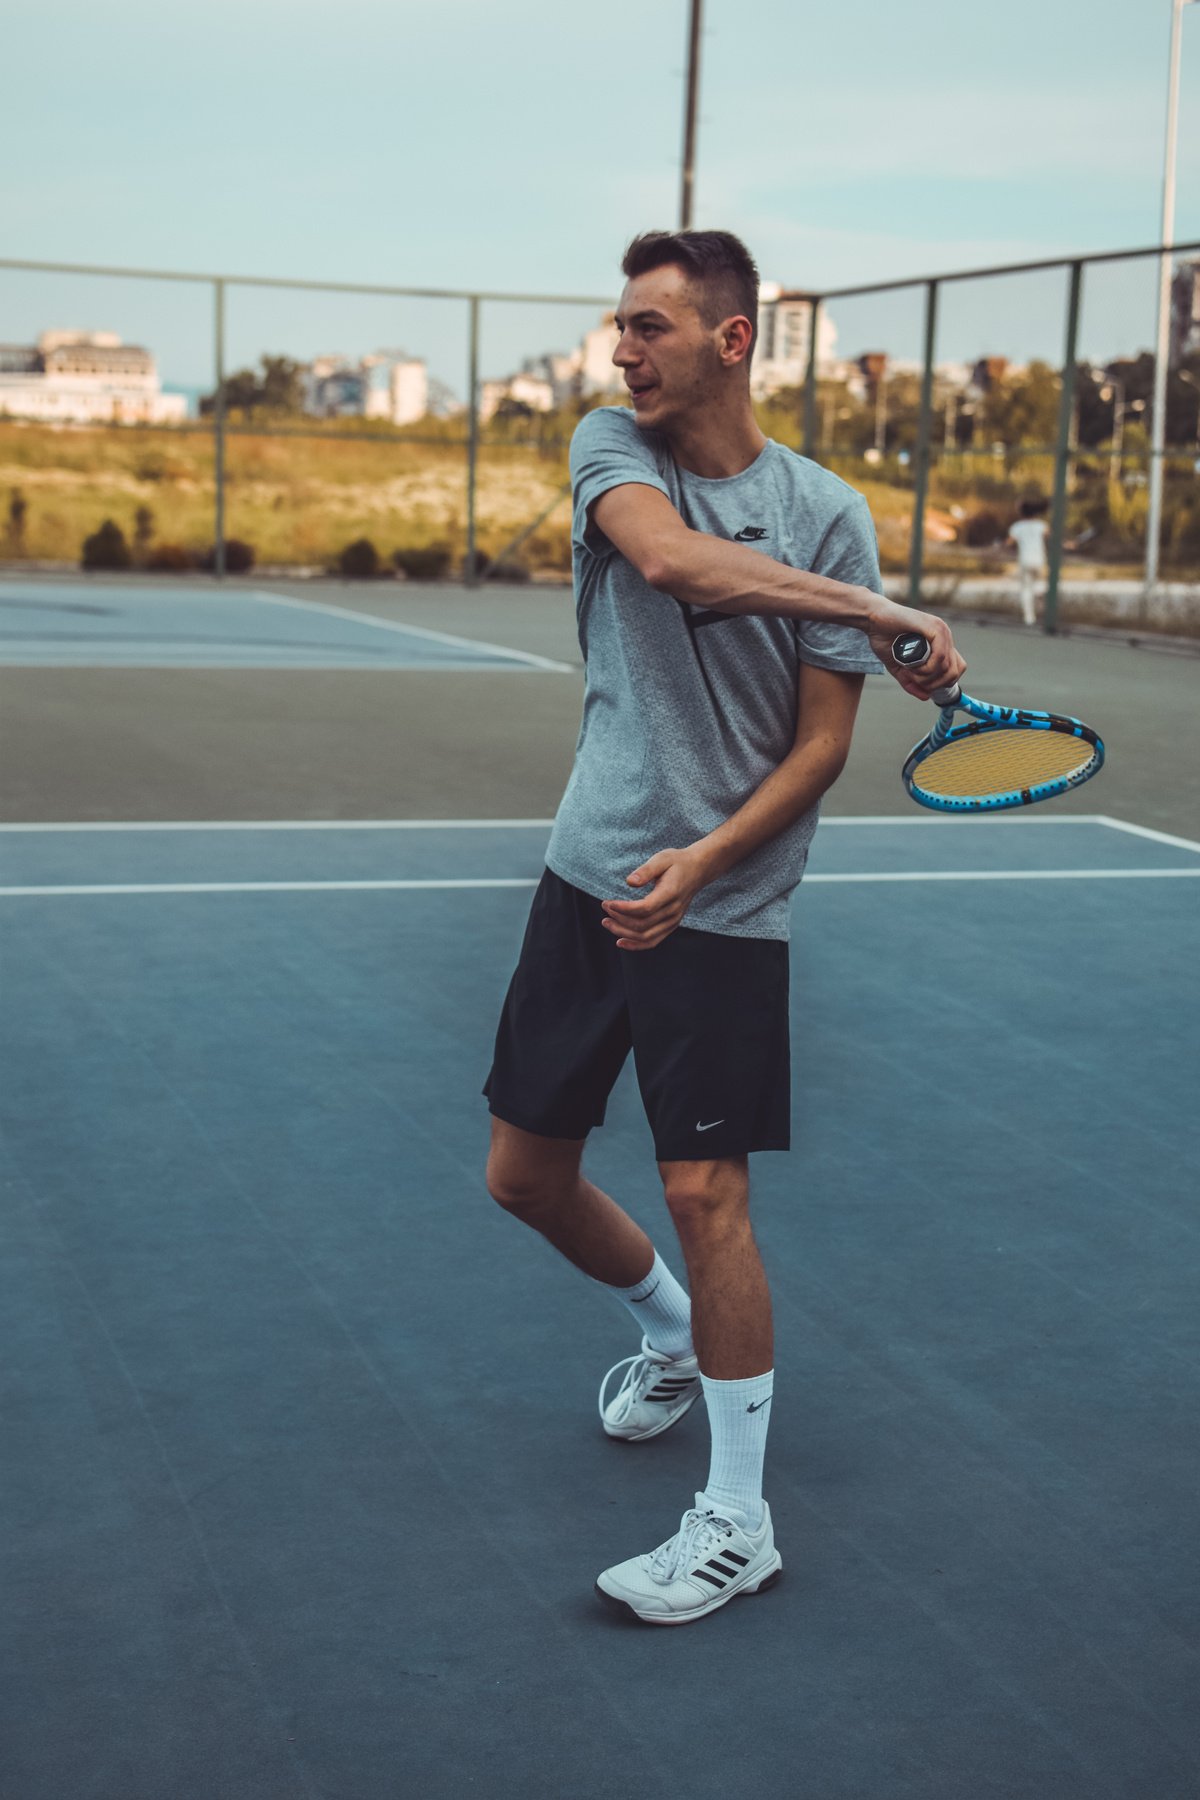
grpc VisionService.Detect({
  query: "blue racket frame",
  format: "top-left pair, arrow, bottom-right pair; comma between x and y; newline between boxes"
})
902,692 -> 1106,813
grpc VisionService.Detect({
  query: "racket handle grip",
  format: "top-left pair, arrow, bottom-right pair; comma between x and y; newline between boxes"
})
890,632 -> 961,707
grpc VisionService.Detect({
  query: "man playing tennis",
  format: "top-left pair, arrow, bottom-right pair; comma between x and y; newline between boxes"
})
482,228 -> 964,1625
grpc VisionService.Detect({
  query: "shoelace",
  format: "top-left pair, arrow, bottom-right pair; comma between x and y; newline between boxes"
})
597,1351 -> 661,1426
649,1508 -> 737,1586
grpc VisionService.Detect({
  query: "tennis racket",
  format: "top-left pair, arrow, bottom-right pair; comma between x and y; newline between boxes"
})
891,633 -> 1105,813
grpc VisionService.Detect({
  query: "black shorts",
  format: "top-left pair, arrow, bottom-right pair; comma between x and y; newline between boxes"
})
482,868 -> 791,1161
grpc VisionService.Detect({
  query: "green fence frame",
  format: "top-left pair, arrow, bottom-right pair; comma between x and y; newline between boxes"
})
2,239 -> 1199,615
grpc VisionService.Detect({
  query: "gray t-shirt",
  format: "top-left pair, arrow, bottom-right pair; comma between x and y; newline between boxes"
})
544,405 -> 883,940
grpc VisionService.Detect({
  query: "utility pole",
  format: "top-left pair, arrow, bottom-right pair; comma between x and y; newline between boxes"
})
679,0 -> 703,230
1146,0 -> 1196,591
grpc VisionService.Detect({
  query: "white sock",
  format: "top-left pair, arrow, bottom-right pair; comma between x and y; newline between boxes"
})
601,1249 -> 693,1360
699,1370 -> 773,1532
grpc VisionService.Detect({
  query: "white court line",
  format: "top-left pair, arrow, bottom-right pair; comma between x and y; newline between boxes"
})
1093,815 -> 1200,856
1,879 -> 543,896
4,869 -> 1198,899
0,657 -> 563,674
0,818 -> 559,833
0,813 -> 1119,834
248,590 -> 576,674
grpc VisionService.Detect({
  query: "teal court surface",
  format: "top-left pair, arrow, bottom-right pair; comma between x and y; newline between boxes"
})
2,809 -> 1199,1799
0,579 -> 574,670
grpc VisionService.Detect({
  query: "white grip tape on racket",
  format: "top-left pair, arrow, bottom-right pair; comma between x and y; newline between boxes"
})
891,632 -> 960,707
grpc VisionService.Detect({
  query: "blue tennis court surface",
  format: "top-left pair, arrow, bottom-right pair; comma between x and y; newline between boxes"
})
0,580 -> 573,670
2,812 -> 1197,891
3,815 -> 1198,1798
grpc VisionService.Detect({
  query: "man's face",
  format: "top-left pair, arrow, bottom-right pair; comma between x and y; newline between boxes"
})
611,264 -> 726,432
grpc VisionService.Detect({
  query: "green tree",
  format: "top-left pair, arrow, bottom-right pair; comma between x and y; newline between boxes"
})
260,355 -> 305,414
981,360 -> 1060,450
200,367 -> 260,415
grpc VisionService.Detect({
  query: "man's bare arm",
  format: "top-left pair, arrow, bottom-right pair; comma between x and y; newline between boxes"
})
601,665 -> 863,950
590,481 -> 963,699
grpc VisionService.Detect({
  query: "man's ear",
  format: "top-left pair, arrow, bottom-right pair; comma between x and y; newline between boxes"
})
719,316 -> 753,368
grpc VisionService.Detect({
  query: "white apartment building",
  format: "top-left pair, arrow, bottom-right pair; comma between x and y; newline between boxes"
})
305,351 -> 428,425
0,331 -> 187,425
752,285 -> 838,397
479,368 -> 557,423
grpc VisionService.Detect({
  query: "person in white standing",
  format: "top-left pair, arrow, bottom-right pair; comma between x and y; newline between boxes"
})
1006,497 -> 1050,626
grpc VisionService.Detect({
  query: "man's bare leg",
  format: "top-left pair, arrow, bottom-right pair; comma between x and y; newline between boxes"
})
659,1155 -> 772,1377
486,1117 -> 653,1288
595,1154 -> 780,1615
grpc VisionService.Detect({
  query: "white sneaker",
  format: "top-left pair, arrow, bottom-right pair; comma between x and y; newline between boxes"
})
595,1494 -> 782,1625
598,1336 -> 702,1443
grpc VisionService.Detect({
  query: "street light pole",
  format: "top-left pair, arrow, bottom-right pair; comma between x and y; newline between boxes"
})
679,0 -> 703,230
1145,0 -> 1196,591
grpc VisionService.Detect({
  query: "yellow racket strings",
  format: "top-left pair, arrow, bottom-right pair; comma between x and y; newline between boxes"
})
916,728 -> 1094,798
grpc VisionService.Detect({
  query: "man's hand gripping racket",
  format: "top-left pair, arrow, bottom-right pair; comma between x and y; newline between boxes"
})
892,632 -> 1106,812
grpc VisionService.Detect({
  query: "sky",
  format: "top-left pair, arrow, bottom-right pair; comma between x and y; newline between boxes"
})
2,0 -> 1199,398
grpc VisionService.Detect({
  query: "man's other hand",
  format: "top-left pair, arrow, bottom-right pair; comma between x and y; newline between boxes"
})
601,847 -> 709,950
866,598 -> 966,700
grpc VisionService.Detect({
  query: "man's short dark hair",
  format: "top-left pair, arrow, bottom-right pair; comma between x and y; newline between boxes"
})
1019,496 -> 1049,518
621,229 -> 760,360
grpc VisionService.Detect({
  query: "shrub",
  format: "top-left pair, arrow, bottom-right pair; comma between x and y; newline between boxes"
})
146,542 -> 194,572
134,450 -> 169,482
6,487 -> 28,552
82,519 -> 132,570
200,538 -> 256,573
462,548 -> 492,580
338,537 -> 380,578
962,508 -> 1005,548
487,560 -> 531,583
393,543 -> 451,580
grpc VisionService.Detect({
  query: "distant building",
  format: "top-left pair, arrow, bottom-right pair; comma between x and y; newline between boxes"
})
479,352 -> 584,421
751,285 -> 838,397
0,331 -> 187,425
577,315 -> 624,399
304,350 -> 428,425
1170,258 -> 1200,364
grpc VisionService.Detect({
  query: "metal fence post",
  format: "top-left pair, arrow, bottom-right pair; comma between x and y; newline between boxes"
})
907,279 -> 939,606
803,299 -> 820,457
466,296 -> 480,586
1045,260 -> 1083,635
213,278 -> 226,580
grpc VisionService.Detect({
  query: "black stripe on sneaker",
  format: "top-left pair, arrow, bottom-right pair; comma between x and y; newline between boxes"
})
693,1570 -> 725,1590
709,1558 -> 741,1577
721,1551 -> 749,1567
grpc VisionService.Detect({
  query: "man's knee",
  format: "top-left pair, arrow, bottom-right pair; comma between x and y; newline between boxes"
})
660,1158 -> 749,1236
485,1118 -> 584,1215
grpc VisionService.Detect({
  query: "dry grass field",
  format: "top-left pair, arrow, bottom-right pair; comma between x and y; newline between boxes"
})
0,416 -> 1174,585
0,418 -> 951,575
0,423 -> 576,571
